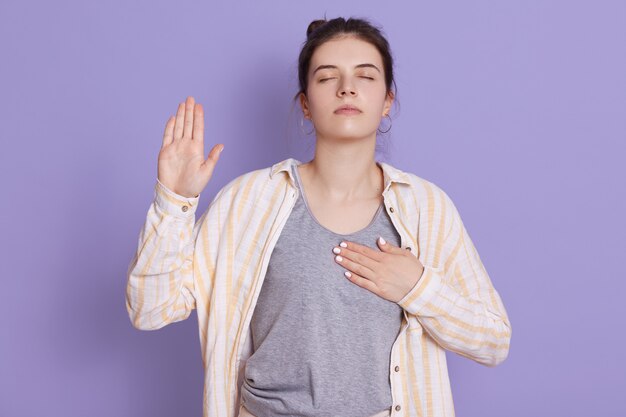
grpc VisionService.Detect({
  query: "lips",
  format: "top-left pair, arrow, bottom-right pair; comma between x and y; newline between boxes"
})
334,104 -> 362,114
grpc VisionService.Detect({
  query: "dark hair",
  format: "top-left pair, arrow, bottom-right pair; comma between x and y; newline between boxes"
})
292,16 -> 398,103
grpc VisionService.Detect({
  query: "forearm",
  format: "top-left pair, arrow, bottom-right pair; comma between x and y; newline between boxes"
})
397,264 -> 511,366
125,180 -> 200,330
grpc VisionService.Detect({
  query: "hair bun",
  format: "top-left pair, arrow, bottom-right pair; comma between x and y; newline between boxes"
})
306,19 -> 327,37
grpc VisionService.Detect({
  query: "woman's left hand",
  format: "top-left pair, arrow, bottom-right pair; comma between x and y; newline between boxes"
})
332,236 -> 425,303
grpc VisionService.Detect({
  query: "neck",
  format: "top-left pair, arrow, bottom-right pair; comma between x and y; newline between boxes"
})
299,135 -> 384,202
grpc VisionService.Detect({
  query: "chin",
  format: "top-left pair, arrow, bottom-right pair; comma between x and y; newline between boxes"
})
327,131 -> 372,141
337,125 -> 377,138
317,123 -> 367,138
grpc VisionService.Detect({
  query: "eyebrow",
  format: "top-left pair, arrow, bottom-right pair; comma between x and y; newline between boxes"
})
312,63 -> 381,75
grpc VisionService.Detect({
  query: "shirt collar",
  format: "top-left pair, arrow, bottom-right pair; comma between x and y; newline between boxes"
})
270,157 -> 412,189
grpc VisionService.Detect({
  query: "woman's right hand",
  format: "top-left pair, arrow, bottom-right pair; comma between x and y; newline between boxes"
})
157,96 -> 224,198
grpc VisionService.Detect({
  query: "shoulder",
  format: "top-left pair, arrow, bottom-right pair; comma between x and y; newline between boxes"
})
384,160 -> 455,208
406,172 -> 453,203
211,168 -> 266,202
393,167 -> 462,225
209,161 -> 285,206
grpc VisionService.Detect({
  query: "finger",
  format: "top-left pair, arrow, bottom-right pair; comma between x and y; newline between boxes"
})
193,103 -> 204,144
334,253 -> 376,281
162,116 -> 175,146
201,144 -> 224,179
344,270 -> 379,294
334,245 -> 375,270
377,236 -> 407,254
339,240 -> 383,263
183,96 -> 195,139
207,143 -> 224,162
174,102 -> 185,140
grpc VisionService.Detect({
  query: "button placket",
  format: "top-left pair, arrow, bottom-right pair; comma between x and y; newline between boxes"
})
387,199 -> 403,415
386,203 -> 411,252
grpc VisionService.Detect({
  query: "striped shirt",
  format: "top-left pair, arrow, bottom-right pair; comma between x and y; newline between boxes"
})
126,157 -> 512,417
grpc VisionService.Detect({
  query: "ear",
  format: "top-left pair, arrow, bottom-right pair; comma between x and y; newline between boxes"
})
299,92 -> 311,118
382,90 -> 394,116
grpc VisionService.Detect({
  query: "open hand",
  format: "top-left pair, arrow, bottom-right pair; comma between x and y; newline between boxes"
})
157,96 -> 224,198
332,237 -> 425,303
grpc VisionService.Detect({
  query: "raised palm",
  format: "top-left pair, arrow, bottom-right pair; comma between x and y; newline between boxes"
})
157,96 -> 224,198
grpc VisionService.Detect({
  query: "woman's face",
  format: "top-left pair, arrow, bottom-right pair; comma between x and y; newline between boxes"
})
300,35 -> 394,141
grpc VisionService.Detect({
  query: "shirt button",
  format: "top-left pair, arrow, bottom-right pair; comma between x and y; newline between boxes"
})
389,207 -> 394,213
182,205 -> 189,212
395,365 -> 400,372
395,405 -> 401,411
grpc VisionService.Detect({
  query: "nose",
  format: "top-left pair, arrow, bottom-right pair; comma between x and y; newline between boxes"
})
337,78 -> 357,97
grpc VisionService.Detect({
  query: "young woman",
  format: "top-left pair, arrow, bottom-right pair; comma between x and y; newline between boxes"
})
126,17 -> 512,417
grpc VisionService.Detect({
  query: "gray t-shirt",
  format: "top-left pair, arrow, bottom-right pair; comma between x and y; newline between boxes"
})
240,164 -> 403,417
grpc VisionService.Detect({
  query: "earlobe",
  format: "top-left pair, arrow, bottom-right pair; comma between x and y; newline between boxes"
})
301,97 -> 310,119
299,93 -> 309,113
383,91 -> 394,115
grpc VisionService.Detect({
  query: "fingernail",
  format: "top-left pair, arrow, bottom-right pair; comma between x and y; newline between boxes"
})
339,242 -> 347,248
379,236 -> 386,245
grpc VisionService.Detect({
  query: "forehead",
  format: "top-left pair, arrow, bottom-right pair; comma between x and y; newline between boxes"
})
309,36 -> 382,71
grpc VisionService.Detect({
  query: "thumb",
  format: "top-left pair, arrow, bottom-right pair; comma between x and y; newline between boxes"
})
201,144 -> 224,179
377,236 -> 400,252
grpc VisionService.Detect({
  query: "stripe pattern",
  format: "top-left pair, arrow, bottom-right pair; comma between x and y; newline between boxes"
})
126,158 -> 512,417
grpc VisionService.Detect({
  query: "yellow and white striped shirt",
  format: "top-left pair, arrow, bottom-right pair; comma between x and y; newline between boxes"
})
126,157 -> 512,417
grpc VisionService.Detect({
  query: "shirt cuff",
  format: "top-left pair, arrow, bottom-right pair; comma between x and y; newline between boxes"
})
396,265 -> 444,316
154,178 -> 200,219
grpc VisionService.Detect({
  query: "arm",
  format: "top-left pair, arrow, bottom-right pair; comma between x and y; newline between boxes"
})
397,192 -> 512,367
125,178 -> 202,330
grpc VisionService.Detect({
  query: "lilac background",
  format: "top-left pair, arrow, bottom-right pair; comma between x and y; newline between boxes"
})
1,0 -> 624,416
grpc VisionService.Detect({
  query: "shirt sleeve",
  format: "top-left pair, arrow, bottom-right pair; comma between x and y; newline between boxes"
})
396,192 -> 512,367
125,178 -> 202,330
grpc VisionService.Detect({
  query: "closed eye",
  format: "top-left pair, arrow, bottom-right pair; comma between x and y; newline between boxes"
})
319,76 -> 375,82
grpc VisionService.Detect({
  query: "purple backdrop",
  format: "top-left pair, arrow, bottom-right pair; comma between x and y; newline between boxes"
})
1,0 -> 624,416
